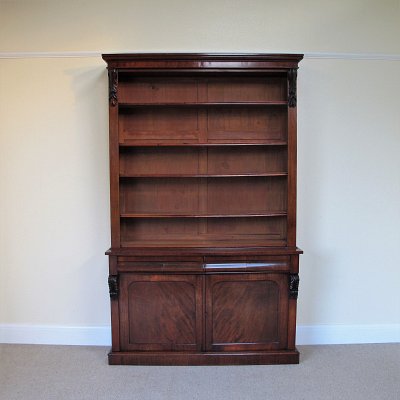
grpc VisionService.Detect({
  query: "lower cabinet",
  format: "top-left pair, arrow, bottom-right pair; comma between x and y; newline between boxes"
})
118,272 -> 289,355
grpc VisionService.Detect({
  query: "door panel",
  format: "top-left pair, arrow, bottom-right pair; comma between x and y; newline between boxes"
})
206,273 -> 288,351
120,274 -> 203,351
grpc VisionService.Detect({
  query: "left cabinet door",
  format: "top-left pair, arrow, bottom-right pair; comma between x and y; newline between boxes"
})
119,273 -> 203,351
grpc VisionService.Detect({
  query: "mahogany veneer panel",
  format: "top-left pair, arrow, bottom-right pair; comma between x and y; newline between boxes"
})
119,107 -> 287,144
120,177 -> 286,216
120,216 -> 287,247
120,178 -> 199,214
120,147 -> 200,176
206,216 -> 286,238
119,107 -> 200,142
119,77 -> 200,104
120,218 -> 200,242
120,274 -> 202,351
207,177 -> 287,214
206,77 -> 287,102
118,75 -> 287,104
207,146 -> 287,175
207,107 -> 287,142
120,146 -> 287,177
206,273 -> 288,351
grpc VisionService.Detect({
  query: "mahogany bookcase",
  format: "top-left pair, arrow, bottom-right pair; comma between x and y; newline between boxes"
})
102,53 -> 303,365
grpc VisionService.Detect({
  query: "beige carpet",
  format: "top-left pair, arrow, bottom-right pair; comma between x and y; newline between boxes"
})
1,343 -> 399,399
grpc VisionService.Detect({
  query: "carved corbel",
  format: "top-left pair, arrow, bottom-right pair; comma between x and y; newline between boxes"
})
108,69 -> 118,106
289,273 -> 300,299
288,68 -> 298,108
108,275 -> 119,299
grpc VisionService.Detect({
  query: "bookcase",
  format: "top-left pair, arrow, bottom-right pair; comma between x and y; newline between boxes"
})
103,53 -> 303,365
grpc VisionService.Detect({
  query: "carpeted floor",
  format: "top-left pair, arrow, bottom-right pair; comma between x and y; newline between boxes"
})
0,343 -> 399,399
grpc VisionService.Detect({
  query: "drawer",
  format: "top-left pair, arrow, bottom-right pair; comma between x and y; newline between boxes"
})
204,255 -> 290,273
118,261 -> 203,273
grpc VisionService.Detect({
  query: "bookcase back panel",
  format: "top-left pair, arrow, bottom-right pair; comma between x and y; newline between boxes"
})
120,147 -> 201,176
118,76 -> 287,104
119,107 -> 287,144
119,108 -> 200,141
119,77 -> 200,104
206,216 -> 286,238
206,77 -> 287,102
120,178 -> 200,214
207,177 -> 287,214
207,107 -> 287,141
120,217 -> 287,246
121,218 -> 199,242
207,147 -> 287,175
119,146 -> 287,176
120,177 -> 286,215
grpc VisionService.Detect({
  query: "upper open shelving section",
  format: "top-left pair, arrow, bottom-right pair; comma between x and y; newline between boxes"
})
103,53 -> 302,249
117,76 -> 289,146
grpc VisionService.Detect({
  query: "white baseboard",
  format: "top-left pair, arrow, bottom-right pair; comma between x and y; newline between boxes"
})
0,324 -> 111,346
0,324 -> 399,346
296,324 -> 400,345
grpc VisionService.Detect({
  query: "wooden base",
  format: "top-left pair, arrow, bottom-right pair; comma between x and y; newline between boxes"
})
108,350 -> 300,366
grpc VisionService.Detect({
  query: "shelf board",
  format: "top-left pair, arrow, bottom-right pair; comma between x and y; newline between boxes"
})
120,212 -> 287,218
119,140 -> 288,147
107,246 -> 302,256
120,173 -> 288,178
118,239 -> 289,249
119,101 -> 287,107
117,68 -> 289,76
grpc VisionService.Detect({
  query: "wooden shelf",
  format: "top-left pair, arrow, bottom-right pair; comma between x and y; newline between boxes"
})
119,140 -> 288,147
119,239 -> 288,248
117,68 -> 290,76
120,173 -> 288,178
119,101 -> 288,107
120,212 -> 287,218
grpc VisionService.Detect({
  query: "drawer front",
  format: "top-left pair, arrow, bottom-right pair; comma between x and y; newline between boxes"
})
204,255 -> 290,273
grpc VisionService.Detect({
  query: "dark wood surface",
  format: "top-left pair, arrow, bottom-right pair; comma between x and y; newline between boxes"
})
206,273 -> 288,351
108,350 -> 300,365
104,53 -> 303,365
119,274 -> 202,351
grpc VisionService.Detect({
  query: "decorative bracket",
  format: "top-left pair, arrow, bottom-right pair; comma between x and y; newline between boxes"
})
108,69 -> 118,107
108,275 -> 119,299
289,274 -> 300,299
288,68 -> 298,108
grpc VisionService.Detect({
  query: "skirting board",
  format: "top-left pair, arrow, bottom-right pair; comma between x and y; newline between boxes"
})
0,324 -> 399,346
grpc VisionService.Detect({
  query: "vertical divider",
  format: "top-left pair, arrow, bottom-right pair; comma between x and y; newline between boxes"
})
198,78 -> 209,235
287,105 -> 297,246
199,149 -> 208,234
109,69 -> 121,247
201,272 -> 207,351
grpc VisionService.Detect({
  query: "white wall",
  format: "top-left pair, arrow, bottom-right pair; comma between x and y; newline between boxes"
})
1,0 -> 399,345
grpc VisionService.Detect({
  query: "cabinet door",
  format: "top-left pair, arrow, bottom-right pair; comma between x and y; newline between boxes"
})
119,274 -> 203,351
205,273 -> 288,351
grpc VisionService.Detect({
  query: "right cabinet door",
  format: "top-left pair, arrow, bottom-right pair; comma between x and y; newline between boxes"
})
205,273 -> 288,352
